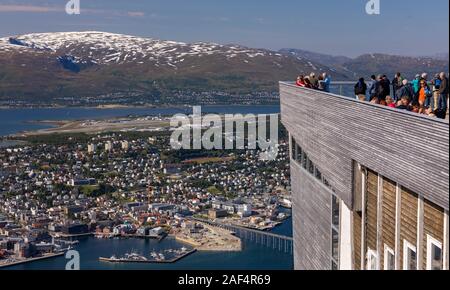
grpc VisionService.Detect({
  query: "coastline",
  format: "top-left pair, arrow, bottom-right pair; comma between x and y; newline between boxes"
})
174,236 -> 242,252
0,252 -> 65,269
9,118 -> 171,137
0,216 -> 292,272
0,104 -> 280,110
172,223 -> 242,252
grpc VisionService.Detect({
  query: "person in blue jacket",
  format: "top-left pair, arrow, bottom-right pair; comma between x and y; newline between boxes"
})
322,73 -> 331,93
368,75 -> 378,101
412,74 -> 421,94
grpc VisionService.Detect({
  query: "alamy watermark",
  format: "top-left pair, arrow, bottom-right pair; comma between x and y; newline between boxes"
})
366,0 -> 381,15
170,106 -> 279,161
66,0 -> 81,15
65,250 -> 80,270
65,0 -> 377,16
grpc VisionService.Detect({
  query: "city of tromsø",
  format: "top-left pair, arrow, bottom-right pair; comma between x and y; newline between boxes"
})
0,109 -> 292,269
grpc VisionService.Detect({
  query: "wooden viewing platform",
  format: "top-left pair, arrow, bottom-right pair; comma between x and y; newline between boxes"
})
280,81 -> 449,270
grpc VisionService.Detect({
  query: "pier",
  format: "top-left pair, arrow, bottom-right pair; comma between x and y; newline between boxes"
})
119,233 -> 167,241
189,218 -> 293,254
99,249 -> 197,264
0,252 -> 65,269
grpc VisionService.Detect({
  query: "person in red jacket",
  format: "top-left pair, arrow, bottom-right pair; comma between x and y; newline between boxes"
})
296,75 -> 306,87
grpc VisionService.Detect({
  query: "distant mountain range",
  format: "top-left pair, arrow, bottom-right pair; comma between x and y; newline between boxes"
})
0,32 -> 448,105
280,49 -> 449,80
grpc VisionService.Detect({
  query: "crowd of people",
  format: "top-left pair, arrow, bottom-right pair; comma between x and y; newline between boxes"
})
353,72 -> 448,119
294,71 -> 449,120
296,73 -> 332,93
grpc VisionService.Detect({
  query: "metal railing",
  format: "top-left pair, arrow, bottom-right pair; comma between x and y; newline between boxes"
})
286,80 -> 442,101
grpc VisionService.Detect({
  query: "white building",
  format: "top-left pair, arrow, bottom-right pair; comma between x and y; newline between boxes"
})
236,204 -> 252,217
87,144 -> 97,153
121,141 -> 129,150
105,141 -> 113,152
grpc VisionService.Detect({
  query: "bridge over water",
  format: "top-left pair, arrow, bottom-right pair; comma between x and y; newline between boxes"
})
189,218 -> 294,254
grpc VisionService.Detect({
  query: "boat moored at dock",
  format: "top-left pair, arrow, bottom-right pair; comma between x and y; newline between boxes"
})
99,248 -> 196,264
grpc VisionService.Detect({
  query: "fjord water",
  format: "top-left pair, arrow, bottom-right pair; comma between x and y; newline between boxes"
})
0,106 -> 281,136
6,216 -> 293,270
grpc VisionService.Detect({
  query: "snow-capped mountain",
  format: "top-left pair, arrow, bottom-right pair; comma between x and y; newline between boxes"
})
0,31 -> 342,72
0,31 -> 348,103
1,32 -> 275,67
1,31 -> 446,105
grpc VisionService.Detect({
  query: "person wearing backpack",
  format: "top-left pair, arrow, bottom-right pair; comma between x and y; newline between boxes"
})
354,78 -> 367,101
396,79 -> 414,101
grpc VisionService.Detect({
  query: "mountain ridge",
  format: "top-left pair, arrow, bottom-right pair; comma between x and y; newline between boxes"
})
280,48 -> 449,80
0,32 -> 448,105
0,31 -> 348,104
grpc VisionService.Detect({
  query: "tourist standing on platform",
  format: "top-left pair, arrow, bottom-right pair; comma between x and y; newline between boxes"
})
368,75 -> 378,101
309,73 -> 319,89
428,74 -> 442,113
418,80 -> 431,114
317,75 -> 325,91
392,72 -> 403,100
354,78 -> 367,101
437,72 -> 449,119
323,73 -> 331,93
397,79 -> 414,101
412,74 -> 421,96
378,75 -> 391,104
382,75 -> 391,96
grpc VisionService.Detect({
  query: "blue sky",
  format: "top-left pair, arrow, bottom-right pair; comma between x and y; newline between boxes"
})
0,0 -> 448,57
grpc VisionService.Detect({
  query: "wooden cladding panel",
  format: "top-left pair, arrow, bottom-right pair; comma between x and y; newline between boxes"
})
353,211 -> 362,270
366,170 -> 378,252
280,83 -> 449,211
291,161 -> 332,270
399,187 -> 418,269
423,201 -> 445,269
380,177 -> 397,268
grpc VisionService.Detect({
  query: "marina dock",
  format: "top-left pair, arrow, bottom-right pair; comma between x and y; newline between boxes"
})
0,252 -> 65,269
98,249 -> 197,264
119,232 -> 167,241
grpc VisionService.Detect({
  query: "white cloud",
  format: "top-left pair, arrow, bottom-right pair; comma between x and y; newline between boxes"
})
0,4 -> 62,13
127,11 -> 145,18
0,4 -> 147,19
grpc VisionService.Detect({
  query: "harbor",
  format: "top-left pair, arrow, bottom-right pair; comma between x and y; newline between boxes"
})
99,248 -> 197,264
2,215 -> 293,270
